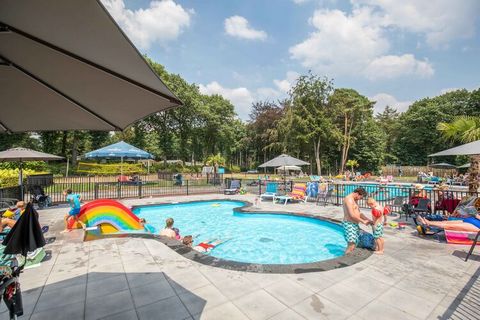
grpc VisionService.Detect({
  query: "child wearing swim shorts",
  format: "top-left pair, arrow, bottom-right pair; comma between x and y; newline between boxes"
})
62,189 -> 85,232
367,198 -> 385,254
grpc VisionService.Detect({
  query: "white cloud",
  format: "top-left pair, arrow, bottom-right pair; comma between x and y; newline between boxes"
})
289,8 -> 389,76
353,0 -> 480,47
273,71 -> 300,93
365,54 -> 434,80
102,0 -> 192,49
224,16 -> 267,40
290,7 -> 436,79
292,0 -> 310,3
199,81 -> 254,119
370,93 -> 411,114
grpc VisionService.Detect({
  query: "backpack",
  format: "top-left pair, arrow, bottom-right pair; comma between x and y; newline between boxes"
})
357,231 -> 375,250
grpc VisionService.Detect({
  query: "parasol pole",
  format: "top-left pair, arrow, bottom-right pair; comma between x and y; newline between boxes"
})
19,160 -> 24,201
121,156 -> 123,176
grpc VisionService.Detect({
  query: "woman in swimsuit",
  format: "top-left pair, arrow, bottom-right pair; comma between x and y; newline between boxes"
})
417,214 -> 480,232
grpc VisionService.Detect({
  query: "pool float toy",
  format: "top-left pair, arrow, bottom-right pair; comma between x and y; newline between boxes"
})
389,222 -> 398,228
211,203 -> 221,207
72,199 -> 144,235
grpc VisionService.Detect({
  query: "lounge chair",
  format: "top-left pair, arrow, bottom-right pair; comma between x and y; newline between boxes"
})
305,182 -> 319,202
465,231 -> 480,261
224,180 -> 241,195
427,176 -> 440,185
390,196 -> 407,214
412,198 -> 430,215
275,183 -> 307,205
260,183 -> 278,202
316,188 -> 333,206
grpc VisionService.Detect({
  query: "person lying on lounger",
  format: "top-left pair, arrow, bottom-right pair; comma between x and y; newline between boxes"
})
417,214 -> 480,232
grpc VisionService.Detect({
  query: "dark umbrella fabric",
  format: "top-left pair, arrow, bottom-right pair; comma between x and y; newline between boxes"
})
2,202 -> 45,256
428,162 -> 456,169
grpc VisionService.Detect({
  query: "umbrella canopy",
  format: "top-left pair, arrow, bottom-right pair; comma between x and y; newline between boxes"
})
457,163 -> 471,169
0,147 -> 63,162
276,165 -> 302,171
429,140 -> 480,157
2,202 -> 45,256
0,0 -> 181,132
0,147 -> 63,200
259,154 -> 309,168
428,162 -> 457,169
84,141 -> 153,160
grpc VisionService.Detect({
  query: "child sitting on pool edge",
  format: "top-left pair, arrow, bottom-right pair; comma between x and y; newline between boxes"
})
367,198 -> 388,254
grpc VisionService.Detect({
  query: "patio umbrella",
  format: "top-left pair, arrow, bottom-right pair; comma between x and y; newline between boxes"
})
428,162 -> 456,169
259,154 -> 309,168
84,141 -> 153,175
0,148 -> 63,200
457,163 -> 471,169
276,165 -> 302,171
0,0 -> 181,133
428,140 -> 480,157
2,202 -> 45,256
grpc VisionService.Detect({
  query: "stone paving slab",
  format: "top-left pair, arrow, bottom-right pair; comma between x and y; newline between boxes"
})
3,194 -> 479,319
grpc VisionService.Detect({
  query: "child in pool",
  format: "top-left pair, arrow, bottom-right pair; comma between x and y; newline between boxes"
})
367,198 -> 386,254
182,236 -> 226,253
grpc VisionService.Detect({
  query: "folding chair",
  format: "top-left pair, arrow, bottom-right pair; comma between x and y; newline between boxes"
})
465,231 -> 480,262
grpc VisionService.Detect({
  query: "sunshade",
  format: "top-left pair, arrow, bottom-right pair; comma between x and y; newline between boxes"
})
84,141 -> 153,159
259,154 -> 309,168
0,148 -> 63,199
2,202 -> 45,256
429,140 -> 480,157
457,163 -> 471,169
428,162 -> 456,169
0,0 -> 181,132
276,165 -> 302,171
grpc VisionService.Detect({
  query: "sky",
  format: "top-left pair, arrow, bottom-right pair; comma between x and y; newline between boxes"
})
102,0 -> 480,120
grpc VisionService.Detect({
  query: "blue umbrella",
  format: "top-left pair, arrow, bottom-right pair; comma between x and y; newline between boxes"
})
84,141 -> 153,175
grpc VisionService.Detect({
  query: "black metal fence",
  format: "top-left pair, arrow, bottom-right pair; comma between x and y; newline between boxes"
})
1,175 -> 478,214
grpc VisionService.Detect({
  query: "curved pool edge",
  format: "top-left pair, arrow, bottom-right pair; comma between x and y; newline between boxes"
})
125,199 -> 372,273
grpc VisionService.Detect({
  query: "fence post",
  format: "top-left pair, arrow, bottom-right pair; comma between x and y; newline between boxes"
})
186,180 -> 189,196
94,183 -> 99,199
138,182 -> 142,198
117,182 -> 121,199
336,184 -> 339,206
258,180 -> 261,196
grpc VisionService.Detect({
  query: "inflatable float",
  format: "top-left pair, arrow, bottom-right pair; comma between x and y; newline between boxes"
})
68,199 -> 150,240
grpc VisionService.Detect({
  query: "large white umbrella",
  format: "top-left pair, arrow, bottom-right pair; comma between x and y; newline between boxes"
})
0,148 -> 63,200
0,0 -> 181,132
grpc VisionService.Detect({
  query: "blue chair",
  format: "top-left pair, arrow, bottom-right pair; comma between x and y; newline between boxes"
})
260,183 -> 278,202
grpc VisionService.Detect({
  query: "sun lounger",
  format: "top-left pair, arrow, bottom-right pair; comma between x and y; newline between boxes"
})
260,182 -> 278,202
275,183 -> 307,205
224,180 -> 241,195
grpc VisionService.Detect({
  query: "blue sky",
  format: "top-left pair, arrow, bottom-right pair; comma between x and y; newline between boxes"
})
103,0 -> 480,120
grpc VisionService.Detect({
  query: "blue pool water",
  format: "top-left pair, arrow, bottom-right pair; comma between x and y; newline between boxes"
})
133,201 -> 347,265
336,183 -> 410,200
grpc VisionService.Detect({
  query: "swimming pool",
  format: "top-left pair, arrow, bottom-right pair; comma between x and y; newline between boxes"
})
133,200 -> 347,265
335,183 -> 411,200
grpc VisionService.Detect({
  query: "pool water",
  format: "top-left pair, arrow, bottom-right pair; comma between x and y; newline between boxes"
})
133,201 -> 347,265
336,184 -> 410,200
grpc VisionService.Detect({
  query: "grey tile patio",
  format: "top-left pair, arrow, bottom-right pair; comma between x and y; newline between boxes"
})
18,194 -> 480,319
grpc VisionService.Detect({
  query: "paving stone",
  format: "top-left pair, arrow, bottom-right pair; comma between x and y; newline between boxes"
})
30,300 -> 85,320
318,283 -> 375,313
85,289 -> 134,320
232,289 -> 287,320
178,284 -> 228,315
264,278 -> 314,307
130,278 -> 176,308
192,302 -> 248,320
34,282 -> 86,313
377,287 -> 438,319
99,309 -> 138,320
268,308 -> 306,320
166,269 -> 211,294
87,273 -> 129,299
292,294 -> 351,320
136,296 -> 190,320
126,272 -> 166,289
356,301 -> 421,320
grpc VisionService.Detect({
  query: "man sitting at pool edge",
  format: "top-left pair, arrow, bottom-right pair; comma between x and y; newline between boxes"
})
342,187 -> 371,254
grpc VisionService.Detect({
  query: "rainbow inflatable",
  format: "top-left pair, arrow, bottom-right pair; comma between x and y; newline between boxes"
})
445,230 -> 480,245
74,199 -> 144,234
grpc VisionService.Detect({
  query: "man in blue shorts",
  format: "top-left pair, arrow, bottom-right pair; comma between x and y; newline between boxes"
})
62,189 -> 85,232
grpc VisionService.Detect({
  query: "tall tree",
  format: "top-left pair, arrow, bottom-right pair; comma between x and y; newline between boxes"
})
330,89 -> 373,173
375,106 -> 400,164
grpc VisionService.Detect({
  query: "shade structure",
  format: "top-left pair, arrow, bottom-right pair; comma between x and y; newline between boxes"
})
428,162 -> 457,169
259,154 -> 309,168
0,148 -> 63,200
429,140 -> 480,157
84,141 -> 153,160
2,202 -> 45,256
276,165 -> 302,171
458,163 -> 471,169
0,0 -> 181,133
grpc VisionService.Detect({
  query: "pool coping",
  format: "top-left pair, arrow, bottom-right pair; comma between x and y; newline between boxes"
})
115,199 -> 372,273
